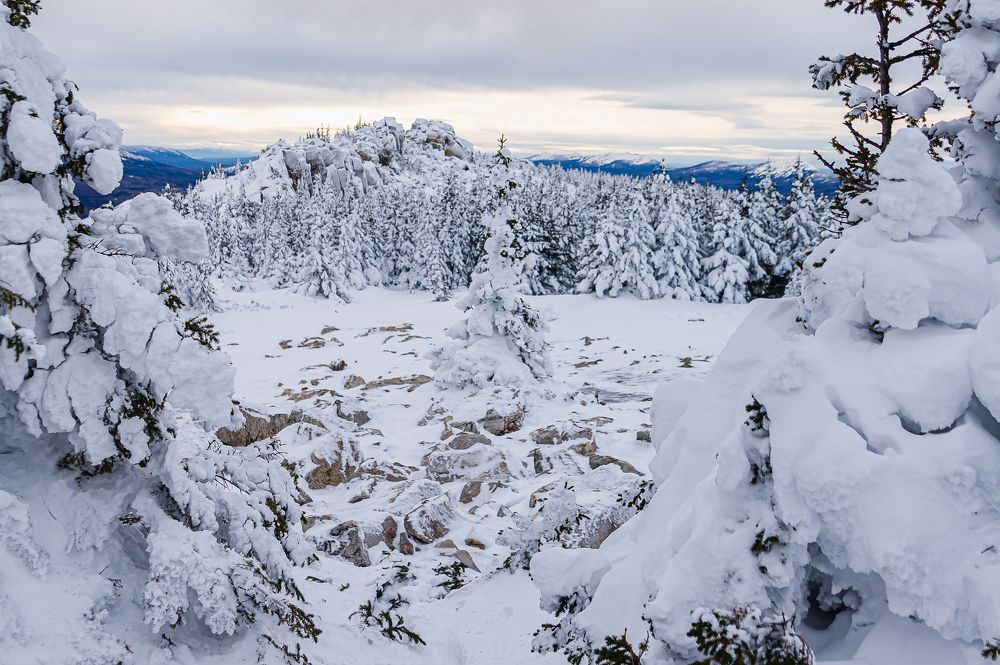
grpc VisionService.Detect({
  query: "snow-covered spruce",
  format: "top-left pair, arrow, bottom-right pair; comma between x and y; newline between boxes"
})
530,127 -> 1000,663
183,119 -> 828,307
575,185 -> 659,300
431,140 -> 552,390
0,9 -> 317,663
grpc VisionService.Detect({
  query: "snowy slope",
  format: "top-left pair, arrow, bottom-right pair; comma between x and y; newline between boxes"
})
206,285 -> 750,665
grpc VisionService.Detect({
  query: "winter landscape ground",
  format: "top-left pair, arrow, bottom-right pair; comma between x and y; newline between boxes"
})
211,285 -> 748,665
7,1 -> 1000,665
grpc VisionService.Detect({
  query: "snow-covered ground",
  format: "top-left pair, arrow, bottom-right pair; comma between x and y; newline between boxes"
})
210,286 -> 751,664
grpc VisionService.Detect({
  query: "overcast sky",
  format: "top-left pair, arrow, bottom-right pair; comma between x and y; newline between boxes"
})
32,1 -> 874,163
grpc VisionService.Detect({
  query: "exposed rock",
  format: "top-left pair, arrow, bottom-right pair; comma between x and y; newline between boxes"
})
303,360 -> 347,373
578,416 -> 614,427
364,375 -> 432,392
382,516 -> 398,549
344,375 -> 366,389
306,439 -> 364,489
282,386 -> 339,404
321,325 -> 339,335
574,359 -> 602,368
389,479 -> 444,515
453,549 -> 481,572
398,532 -> 415,556
335,400 -> 371,426
321,522 -> 372,567
278,339 -> 293,350
425,444 -> 506,483
451,420 -> 479,433
360,323 -> 414,337
529,482 -> 558,509
530,423 -> 594,445
449,432 -> 492,450
589,455 -> 642,475
531,448 -> 552,475
404,495 -> 455,544
459,480 -> 482,504
435,539 -> 458,549
636,430 -> 652,443
482,407 -> 524,435
298,336 -> 327,349
217,407 -> 325,447
571,440 -> 598,457
302,513 -> 334,532
465,538 -> 486,550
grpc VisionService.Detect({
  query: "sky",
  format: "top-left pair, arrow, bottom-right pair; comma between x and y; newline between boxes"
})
32,1 -> 876,164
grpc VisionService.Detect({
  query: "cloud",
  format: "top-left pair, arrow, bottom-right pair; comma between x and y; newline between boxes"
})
30,0 -> 876,158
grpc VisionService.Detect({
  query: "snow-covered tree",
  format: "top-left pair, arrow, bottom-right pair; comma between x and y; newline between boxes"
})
296,192 -> 351,302
775,161 -> 824,293
533,123 -> 1000,663
0,9 -> 317,663
431,137 -> 551,388
413,191 -> 452,301
652,178 -> 702,300
739,181 -> 779,297
576,186 -> 659,300
4,0 -> 38,28
701,197 -> 751,303
811,0 -> 948,221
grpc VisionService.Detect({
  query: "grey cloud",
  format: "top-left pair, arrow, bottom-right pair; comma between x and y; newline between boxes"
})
29,0 -> 878,155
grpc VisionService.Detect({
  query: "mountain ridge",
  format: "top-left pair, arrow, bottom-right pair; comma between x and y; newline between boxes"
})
528,154 -> 839,196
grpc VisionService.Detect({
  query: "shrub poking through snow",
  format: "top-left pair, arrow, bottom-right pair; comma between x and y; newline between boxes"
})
593,631 -> 650,665
687,607 -> 813,665
350,600 -> 426,646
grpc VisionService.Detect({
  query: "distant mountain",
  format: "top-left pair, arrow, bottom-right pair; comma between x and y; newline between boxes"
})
528,154 -> 839,196
123,146 -> 215,171
75,147 -> 258,211
181,147 -> 258,168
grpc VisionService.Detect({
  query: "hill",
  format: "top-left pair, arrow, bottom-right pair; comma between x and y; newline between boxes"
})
528,154 -> 840,196
74,146 -> 257,211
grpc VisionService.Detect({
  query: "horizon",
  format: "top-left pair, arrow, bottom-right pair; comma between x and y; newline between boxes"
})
31,0 -> 893,164
124,137 -> 827,170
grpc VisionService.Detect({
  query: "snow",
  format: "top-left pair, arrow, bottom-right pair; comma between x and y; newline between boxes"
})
0,180 -> 65,243
7,100 -> 63,173
870,129 -> 962,240
527,124 -> 1000,665
199,283 -> 747,664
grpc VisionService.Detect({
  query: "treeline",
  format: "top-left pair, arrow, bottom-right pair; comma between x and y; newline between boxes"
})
170,150 -> 832,310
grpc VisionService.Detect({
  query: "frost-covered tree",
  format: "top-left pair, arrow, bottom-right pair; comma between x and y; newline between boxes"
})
297,193 -> 351,302
0,9 -> 317,663
534,124 -> 1000,663
775,161 -> 825,293
337,195 -> 377,289
3,0 -> 38,28
431,137 -> 551,388
740,181 -> 780,297
811,0 -> 949,221
413,192 -> 452,301
576,187 -> 659,300
652,178 -> 702,300
701,197 -> 751,303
